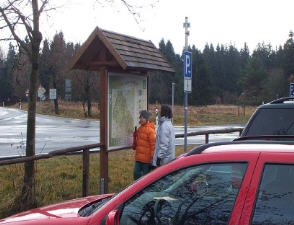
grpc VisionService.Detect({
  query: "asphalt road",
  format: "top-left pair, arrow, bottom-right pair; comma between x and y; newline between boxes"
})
0,107 -> 243,158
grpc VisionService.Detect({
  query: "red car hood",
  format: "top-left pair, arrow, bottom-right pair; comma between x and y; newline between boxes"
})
0,194 -> 113,225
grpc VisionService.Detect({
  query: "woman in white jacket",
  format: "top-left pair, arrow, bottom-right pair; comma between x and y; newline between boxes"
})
152,105 -> 175,167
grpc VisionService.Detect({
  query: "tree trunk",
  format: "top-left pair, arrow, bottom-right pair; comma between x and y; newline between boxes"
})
85,76 -> 92,117
19,34 -> 39,212
17,0 -> 42,211
53,75 -> 59,114
54,98 -> 59,114
87,98 -> 92,117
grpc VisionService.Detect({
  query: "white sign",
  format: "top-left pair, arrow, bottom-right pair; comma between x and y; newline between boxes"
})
25,89 -> 29,97
65,79 -> 72,101
49,89 -> 57,100
184,79 -> 192,92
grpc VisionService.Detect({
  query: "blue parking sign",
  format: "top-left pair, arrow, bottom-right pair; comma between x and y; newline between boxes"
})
290,83 -> 294,97
184,51 -> 192,79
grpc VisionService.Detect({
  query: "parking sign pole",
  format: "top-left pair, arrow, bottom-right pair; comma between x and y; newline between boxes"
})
183,17 -> 190,152
172,82 -> 175,123
184,92 -> 188,152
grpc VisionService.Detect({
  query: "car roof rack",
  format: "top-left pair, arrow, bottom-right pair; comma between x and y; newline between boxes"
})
234,135 -> 294,141
186,139 -> 294,156
269,97 -> 294,104
186,142 -> 236,156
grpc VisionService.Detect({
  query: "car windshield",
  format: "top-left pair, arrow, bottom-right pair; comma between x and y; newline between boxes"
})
120,163 -> 247,225
245,108 -> 294,136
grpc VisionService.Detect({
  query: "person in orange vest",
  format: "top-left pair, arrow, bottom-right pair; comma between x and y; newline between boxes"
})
133,110 -> 156,180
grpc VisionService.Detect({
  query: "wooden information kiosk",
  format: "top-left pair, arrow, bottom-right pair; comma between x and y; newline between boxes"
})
69,27 -> 174,194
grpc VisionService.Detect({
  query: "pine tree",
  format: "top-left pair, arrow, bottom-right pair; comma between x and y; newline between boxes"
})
49,32 -> 67,114
282,31 -> 294,96
239,56 -> 268,104
39,39 -> 51,93
149,39 -> 178,105
0,43 -> 14,102
189,46 -> 213,105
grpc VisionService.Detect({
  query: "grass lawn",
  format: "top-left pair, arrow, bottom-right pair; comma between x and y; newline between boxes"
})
0,145 -> 195,218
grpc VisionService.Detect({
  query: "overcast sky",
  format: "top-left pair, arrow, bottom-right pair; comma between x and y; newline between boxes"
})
1,0 -> 294,55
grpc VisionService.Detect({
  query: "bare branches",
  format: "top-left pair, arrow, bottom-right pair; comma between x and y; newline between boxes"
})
0,0 -> 51,60
0,37 -> 14,41
0,23 -> 10,29
120,0 -> 140,24
0,5 -> 31,57
0,1 -> 32,57
93,0 -> 159,29
38,0 -> 49,15
11,4 -> 33,42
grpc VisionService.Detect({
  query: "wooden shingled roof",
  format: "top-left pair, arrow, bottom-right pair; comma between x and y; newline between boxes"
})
69,27 -> 175,73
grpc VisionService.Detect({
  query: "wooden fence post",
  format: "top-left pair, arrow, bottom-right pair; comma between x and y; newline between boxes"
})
82,148 -> 90,197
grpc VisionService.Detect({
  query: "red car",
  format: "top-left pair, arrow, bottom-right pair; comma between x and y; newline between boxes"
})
1,140 -> 294,225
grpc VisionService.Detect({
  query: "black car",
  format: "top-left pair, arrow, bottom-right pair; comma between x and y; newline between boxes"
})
240,97 -> 294,138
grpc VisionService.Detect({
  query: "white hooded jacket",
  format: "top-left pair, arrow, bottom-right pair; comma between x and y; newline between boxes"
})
152,116 -> 175,166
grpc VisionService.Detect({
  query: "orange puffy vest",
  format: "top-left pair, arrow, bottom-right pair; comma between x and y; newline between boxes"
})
135,121 -> 156,163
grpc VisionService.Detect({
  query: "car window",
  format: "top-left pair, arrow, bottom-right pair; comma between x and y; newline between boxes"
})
245,108 -> 294,136
251,164 -> 294,225
120,162 -> 247,225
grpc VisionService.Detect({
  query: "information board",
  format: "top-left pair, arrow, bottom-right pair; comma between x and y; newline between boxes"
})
108,72 -> 147,150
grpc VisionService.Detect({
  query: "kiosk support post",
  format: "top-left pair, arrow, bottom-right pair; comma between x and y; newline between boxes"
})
99,67 -> 109,194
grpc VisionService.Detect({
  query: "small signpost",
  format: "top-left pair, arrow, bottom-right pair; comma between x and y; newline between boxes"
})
65,79 -> 72,101
25,89 -> 29,97
38,85 -> 46,101
290,83 -> 294,97
49,89 -> 57,100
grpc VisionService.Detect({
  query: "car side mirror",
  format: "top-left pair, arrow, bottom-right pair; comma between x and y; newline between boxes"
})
106,209 -> 120,225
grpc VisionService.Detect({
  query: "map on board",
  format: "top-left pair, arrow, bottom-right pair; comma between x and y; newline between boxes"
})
108,72 -> 147,149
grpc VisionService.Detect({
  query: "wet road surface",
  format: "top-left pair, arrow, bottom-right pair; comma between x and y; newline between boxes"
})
0,107 -> 244,158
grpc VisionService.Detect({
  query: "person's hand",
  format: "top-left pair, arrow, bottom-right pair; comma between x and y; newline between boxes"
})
156,158 -> 161,166
150,164 -> 156,170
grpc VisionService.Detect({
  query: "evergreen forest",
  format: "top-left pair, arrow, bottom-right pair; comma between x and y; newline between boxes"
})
1,31 -> 294,109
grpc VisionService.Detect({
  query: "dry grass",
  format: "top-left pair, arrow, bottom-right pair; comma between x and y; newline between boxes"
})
17,100 -> 100,120
149,104 -> 256,125
13,101 -> 256,126
0,146 -> 195,218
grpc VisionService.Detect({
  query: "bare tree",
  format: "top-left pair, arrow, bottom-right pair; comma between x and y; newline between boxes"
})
72,70 -> 99,117
0,0 -> 49,210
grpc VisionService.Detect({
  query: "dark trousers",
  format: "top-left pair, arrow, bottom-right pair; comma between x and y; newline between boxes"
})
133,161 -> 151,180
